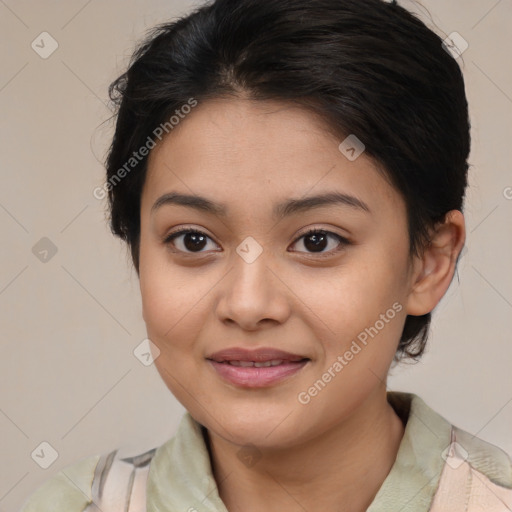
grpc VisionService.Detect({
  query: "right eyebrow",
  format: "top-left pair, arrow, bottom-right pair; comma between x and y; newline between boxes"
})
150,191 -> 371,218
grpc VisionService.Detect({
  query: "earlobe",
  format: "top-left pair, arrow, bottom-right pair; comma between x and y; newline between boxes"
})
405,210 -> 466,316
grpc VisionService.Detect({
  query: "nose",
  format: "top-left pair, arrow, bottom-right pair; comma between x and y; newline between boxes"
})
215,246 -> 291,331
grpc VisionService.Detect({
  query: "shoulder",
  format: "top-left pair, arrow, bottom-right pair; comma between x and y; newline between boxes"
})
20,445 -> 160,512
388,392 -> 512,509
432,424 -> 512,510
19,453 -> 101,512
452,425 -> 512,486
402,392 -> 512,484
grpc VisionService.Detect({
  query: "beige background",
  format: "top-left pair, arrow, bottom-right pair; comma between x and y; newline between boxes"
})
1,0 -> 511,510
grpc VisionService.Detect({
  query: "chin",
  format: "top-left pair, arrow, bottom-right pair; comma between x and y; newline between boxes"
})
199,402 -> 304,448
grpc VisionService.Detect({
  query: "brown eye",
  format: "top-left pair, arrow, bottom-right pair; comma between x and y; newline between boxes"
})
164,229 -> 218,253
290,229 -> 350,257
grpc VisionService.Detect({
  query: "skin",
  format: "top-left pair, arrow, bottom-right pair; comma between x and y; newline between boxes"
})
138,97 -> 465,511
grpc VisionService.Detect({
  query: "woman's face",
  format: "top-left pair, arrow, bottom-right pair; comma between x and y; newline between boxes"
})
139,98 -> 417,448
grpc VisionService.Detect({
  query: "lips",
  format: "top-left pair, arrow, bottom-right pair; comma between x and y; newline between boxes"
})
206,347 -> 308,364
224,359 -> 288,367
206,347 -> 310,388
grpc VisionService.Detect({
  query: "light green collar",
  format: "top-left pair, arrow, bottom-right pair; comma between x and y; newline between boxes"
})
146,392 -> 452,512
366,392 -> 452,511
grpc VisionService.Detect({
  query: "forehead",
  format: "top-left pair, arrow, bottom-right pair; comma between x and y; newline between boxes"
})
142,98 -> 403,219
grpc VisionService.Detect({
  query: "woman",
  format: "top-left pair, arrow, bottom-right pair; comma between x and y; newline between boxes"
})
21,0 -> 512,510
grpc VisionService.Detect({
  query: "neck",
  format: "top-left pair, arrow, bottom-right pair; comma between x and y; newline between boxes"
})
206,388 -> 405,512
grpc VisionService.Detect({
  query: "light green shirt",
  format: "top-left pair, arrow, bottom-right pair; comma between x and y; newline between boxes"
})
20,392 -> 512,511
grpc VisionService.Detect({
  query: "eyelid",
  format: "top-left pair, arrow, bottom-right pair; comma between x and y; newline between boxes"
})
162,225 -> 221,250
295,226 -> 351,243
289,227 -> 351,258
162,225 -> 351,256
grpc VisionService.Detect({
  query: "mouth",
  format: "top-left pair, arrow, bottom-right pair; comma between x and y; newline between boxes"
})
206,347 -> 310,387
215,359 -> 306,367
207,346 -> 308,363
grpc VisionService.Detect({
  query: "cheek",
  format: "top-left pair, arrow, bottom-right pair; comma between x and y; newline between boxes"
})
140,266 -> 172,337
139,250 -> 213,360
297,256 -> 404,324
300,248 -> 408,362
140,261 -> 203,398
139,241 -> 190,331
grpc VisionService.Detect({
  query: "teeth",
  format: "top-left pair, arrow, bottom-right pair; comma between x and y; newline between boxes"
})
258,359 -> 284,367
226,360 -> 253,367
254,361 -> 272,367
226,359 -> 284,367
236,361 -> 256,367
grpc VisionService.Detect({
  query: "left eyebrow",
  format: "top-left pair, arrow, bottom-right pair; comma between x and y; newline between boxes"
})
150,191 -> 371,218
273,191 -> 371,219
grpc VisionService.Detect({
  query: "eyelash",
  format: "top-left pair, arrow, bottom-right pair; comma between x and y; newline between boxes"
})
162,226 -> 350,258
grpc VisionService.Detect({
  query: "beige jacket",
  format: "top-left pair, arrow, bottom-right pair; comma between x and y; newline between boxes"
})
19,392 -> 512,511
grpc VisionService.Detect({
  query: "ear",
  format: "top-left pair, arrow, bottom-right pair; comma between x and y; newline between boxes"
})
405,210 -> 466,316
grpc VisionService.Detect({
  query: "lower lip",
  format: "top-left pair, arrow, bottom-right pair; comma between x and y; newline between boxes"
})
208,360 -> 309,388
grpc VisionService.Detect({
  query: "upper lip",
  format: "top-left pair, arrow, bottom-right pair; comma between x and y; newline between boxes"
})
206,347 -> 308,363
